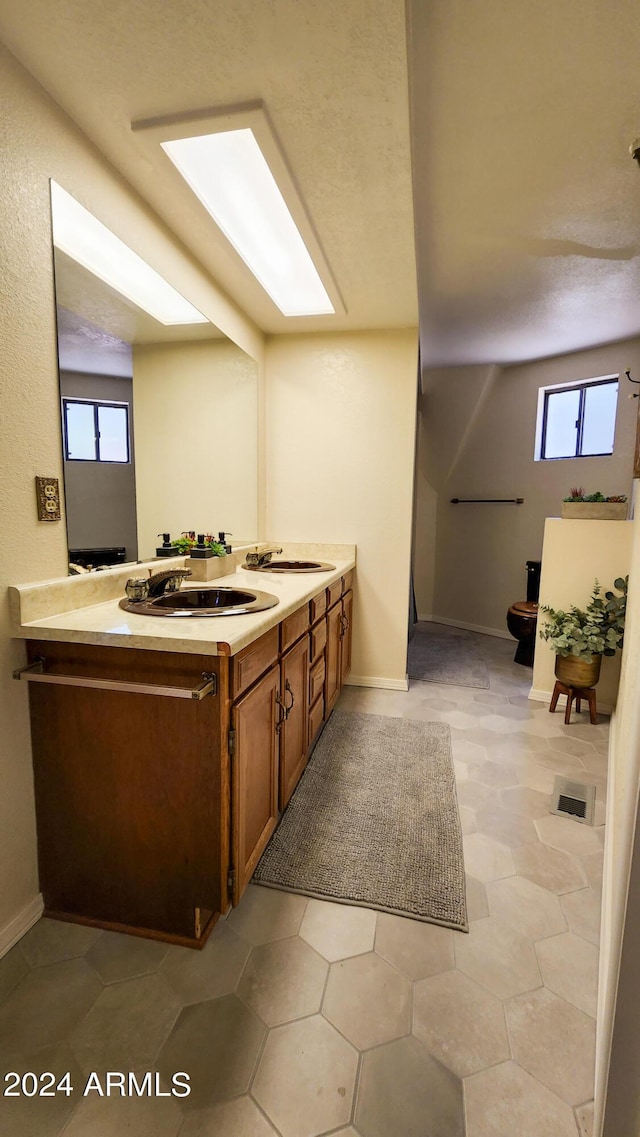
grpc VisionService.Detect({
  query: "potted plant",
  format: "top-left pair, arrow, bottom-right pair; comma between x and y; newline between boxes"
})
538,576 -> 627,686
561,488 -> 628,521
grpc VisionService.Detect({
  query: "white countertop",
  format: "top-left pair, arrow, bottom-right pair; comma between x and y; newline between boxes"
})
9,544 -> 356,657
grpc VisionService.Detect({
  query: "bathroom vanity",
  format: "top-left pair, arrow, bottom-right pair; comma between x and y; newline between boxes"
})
11,549 -> 355,948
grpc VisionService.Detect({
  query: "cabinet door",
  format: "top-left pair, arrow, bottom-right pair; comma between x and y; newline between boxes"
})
325,602 -> 342,717
340,590 -> 353,685
279,634 -> 310,810
231,663 -> 279,903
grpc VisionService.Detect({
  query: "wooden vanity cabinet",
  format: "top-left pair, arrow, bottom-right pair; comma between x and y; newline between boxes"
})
25,640 -> 227,949
23,568 -> 355,941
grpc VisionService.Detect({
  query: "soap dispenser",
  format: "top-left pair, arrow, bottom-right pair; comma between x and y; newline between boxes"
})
190,534 -> 214,559
156,533 -> 175,557
218,531 -> 233,554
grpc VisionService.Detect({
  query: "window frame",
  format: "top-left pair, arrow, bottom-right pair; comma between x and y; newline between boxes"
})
62,397 -> 131,464
539,376 -> 618,461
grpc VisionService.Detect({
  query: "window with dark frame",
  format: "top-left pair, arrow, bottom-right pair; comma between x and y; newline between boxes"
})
540,377 -> 618,460
62,398 -> 130,464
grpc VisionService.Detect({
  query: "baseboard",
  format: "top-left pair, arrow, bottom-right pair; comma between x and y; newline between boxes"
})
346,675 -> 409,691
528,686 -> 615,716
0,893 -> 43,958
424,615 -> 512,641
417,612 -> 433,622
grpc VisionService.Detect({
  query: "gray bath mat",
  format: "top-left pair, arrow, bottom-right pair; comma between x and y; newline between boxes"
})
254,710 -> 468,931
409,625 -> 490,688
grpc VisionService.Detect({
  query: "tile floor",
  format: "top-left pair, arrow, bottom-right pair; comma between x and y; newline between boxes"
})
0,629 -> 605,1136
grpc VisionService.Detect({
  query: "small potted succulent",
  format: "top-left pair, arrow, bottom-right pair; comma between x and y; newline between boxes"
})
538,577 -> 627,686
561,488 -> 628,521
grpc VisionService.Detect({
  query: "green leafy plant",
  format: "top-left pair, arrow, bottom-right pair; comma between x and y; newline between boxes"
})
539,577 -> 627,661
171,533 -> 226,556
562,488 -> 627,503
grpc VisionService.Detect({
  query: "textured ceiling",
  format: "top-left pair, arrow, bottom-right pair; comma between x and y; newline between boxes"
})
0,0 -> 417,337
3,1 -> 640,363
408,0 -> 640,364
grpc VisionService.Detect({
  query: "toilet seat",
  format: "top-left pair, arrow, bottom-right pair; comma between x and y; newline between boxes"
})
509,601 -> 538,617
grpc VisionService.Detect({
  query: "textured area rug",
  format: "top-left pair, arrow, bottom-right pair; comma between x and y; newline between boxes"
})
254,710 -> 468,931
409,624 -> 490,688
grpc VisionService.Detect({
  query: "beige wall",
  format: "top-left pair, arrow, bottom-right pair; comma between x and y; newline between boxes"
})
133,339 -> 259,559
415,342 -> 638,634
265,330 -> 418,687
0,45 -> 263,950
597,504 -> 640,1135
531,519 -> 633,711
412,410 -> 438,616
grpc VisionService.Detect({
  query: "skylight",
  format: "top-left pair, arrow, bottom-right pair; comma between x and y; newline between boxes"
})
160,129 -> 335,318
49,181 -> 208,326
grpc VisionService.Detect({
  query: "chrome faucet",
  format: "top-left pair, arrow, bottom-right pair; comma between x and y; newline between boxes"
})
246,547 -> 283,568
146,567 -> 192,598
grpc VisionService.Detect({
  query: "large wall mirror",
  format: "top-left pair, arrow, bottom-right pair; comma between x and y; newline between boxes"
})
51,188 -> 259,571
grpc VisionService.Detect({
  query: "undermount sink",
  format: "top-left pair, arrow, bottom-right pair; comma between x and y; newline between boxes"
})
119,586 -> 279,617
243,559 -> 336,573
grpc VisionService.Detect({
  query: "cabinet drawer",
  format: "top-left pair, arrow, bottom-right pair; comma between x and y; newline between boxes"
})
309,656 -> 325,704
310,590 -> 327,623
310,617 -> 327,664
280,604 -> 310,654
231,626 -> 279,699
309,693 -> 324,748
327,580 -> 342,608
341,569 -> 354,595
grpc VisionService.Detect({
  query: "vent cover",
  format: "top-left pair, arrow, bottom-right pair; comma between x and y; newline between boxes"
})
550,776 -> 596,826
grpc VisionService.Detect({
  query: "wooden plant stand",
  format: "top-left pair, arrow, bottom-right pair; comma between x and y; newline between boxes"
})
549,680 -> 598,725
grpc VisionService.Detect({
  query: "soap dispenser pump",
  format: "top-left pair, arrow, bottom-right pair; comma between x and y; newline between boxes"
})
218,531 -> 233,554
156,533 -> 176,557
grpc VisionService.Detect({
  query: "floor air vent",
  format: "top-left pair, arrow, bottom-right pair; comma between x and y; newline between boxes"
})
550,776 -> 596,826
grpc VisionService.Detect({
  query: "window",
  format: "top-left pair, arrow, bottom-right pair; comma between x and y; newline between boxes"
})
63,399 -> 130,463
538,377 -> 618,460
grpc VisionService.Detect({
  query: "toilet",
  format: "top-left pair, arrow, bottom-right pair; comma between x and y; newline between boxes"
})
506,560 -> 541,667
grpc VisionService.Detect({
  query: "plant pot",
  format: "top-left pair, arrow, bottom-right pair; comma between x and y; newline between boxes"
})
561,502 -> 627,521
555,652 -> 602,688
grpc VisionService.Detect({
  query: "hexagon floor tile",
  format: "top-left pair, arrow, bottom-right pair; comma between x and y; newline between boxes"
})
454,916 -> 542,999
299,898 -> 376,961
156,994 -> 266,1110
355,1035 -> 464,1137
504,986 -> 596,1106
323,951 -> 412,1049
238,935 -> 328,1026
252,1015 -> 358,1137
375,912 -> 455,979
464,1060 -> 581,1137
413,969 -> 509,1077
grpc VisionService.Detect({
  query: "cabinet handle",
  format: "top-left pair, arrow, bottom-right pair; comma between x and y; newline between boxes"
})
13,657 -> 217,700
340,613 -> 349,636
284,679 -> 295,713
275,691 -> 287,731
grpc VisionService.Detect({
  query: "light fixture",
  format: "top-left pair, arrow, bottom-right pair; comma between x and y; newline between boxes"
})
132,104 -> 343,318
49,181 -> 208,326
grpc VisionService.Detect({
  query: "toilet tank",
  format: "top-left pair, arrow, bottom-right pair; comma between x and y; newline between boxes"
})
526,560 -> 542,603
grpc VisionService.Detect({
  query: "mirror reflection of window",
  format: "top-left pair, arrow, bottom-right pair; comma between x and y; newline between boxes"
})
63,399 -> 130,463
